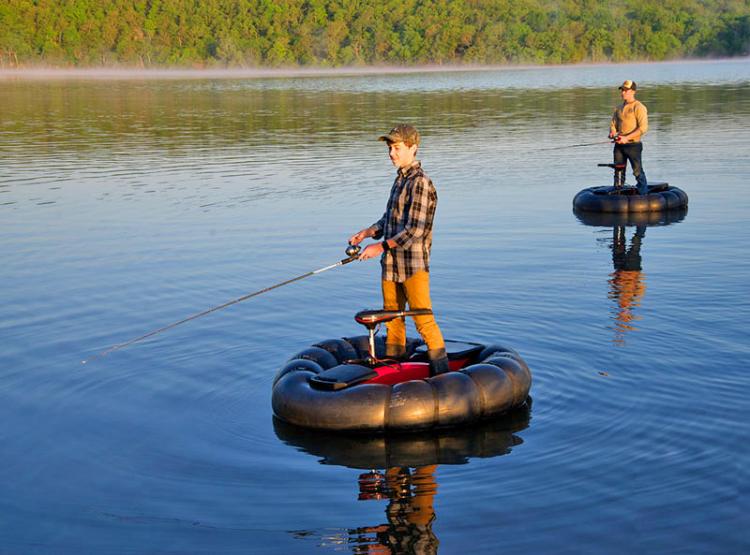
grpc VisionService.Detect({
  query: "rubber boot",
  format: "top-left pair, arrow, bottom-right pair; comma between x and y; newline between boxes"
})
428,348 -> 450,376
635,171 -> 648,195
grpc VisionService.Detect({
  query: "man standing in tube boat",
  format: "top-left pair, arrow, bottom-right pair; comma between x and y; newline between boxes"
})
609,80 -> 649,194
348,124 -> 449,376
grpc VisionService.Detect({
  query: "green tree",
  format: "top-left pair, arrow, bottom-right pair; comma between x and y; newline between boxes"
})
2,0 -> 749,67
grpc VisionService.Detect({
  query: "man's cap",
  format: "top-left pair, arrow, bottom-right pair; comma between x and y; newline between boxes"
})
378,124 -> 420,146
619,80 -> 637,91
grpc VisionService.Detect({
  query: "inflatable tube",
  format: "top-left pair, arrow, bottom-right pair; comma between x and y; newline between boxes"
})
272,336 -> 532,432
273,402 -> 530,469
573,182 -> 688,213
574,205 -> 688,227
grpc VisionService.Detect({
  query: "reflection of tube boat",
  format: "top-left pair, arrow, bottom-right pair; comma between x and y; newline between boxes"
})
273,403 -> 530,469
573,206 -> 688,227
277,395 -> 530,554
272,309 -> 531,433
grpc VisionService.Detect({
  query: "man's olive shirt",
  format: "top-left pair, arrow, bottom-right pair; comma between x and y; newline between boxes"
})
610,99 -> 649,142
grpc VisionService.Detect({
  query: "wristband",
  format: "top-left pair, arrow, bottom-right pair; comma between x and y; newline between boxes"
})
382,241 -> 391,253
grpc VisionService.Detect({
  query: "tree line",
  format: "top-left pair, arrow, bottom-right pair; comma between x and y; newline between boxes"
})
1,0 -> 748,68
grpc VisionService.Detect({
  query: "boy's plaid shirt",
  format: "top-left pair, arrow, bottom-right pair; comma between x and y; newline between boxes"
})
372,161 -> 437,282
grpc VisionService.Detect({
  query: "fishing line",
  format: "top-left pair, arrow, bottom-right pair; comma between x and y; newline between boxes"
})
532,139 -> 614,152
82,246 -> 362,364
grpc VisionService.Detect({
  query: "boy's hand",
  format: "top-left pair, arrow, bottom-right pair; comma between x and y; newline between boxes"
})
348,230 -> 368,245
358,243 -> 384,260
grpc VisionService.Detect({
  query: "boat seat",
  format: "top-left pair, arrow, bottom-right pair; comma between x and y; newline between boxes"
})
355,308 -> 432,327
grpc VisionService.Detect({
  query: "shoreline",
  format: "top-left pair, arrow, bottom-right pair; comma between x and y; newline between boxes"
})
1,57 -> 746,81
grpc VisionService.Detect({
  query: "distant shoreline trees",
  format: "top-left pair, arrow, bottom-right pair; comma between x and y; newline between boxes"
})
1,0 -> 748,68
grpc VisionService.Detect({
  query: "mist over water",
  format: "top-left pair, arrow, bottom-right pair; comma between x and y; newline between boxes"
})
2,59 -> 749,553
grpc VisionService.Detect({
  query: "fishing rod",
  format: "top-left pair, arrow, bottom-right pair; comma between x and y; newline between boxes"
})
82,244 -> 362,364
532,138 -> 614,152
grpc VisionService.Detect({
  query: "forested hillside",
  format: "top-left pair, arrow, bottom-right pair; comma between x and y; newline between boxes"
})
1,0 -> 748,68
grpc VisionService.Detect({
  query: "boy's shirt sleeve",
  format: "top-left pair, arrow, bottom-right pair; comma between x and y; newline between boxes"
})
371,214 -> 385,239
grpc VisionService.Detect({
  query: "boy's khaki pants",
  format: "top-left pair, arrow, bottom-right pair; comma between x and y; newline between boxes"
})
381,270 -> 445,352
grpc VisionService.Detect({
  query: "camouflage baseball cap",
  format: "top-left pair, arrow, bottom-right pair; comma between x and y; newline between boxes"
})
618,80 -> 637,90
378,124 -> 420,146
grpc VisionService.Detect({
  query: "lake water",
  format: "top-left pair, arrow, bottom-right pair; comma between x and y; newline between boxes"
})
2,59 -> 749,553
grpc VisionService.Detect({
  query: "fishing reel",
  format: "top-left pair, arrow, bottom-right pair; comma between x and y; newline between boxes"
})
345,244 -> 362,257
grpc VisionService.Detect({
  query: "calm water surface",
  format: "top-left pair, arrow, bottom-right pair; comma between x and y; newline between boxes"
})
2,60 -> 749,553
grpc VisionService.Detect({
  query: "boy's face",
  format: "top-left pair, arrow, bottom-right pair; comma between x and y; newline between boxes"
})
387,141 -> 418,169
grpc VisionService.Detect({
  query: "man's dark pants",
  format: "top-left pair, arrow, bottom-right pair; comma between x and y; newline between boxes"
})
614,142 -> 648,194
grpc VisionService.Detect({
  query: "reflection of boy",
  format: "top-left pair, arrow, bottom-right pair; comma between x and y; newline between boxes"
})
357,466 -> 439,554
348,124 -> 448,375
609,80 -> 649,194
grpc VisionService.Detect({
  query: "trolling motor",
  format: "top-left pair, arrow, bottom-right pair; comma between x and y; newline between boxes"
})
354,308 -> 433,363
598,162 -> 628,190
308,307 -> 434,391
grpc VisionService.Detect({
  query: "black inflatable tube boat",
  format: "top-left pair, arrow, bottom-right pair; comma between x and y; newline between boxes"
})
272,334 -> 532,433
573,182 -> 688,213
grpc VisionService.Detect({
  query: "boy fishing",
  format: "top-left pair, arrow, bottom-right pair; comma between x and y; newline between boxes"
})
348,124 -> 449,375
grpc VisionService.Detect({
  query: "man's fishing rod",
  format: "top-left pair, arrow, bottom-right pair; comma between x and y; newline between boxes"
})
532,138 -> 615,152
82,245 -> 362,364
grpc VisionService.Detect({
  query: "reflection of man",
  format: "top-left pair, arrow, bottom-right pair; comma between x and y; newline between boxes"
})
355,465 -> 439,554
609,80 -> 649,194
608,225 -> 646,345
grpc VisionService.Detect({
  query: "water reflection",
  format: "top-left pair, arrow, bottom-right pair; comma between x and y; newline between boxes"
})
352,465 -> 439,554
2,76 -> 746,214
276,406 -> 530,554
608,225 -> 647,345
1,78 -> 746,159
574,208 -> 687,345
